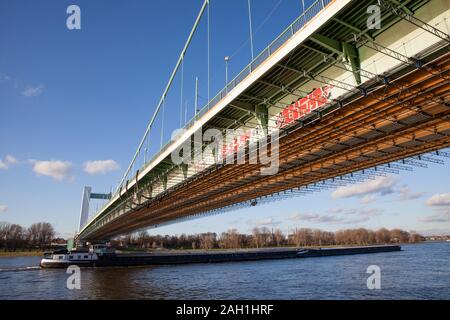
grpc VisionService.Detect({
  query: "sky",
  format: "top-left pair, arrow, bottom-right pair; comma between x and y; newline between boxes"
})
0,0 -> 449,238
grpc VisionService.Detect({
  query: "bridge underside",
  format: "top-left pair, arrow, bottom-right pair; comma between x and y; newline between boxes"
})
77,0 -> 450,241
85,50 -> 450,240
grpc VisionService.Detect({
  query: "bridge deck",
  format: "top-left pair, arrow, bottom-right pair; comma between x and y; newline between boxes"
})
77,0 -> 450,240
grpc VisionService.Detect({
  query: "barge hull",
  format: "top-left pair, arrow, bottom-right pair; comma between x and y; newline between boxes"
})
40,245 -> 401,268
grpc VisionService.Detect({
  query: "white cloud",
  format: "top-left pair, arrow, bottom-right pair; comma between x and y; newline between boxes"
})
288,207 -> 381,226
0,205 -> 7,213
421,193 -> 450,223
0,154 -> 18,170
332,176 -> 397,199
289,212 -> 342,223
5,155 -> 17,164
31,160 -> 73,181
426,193 -> 450,207
84,160 -> 120,175
420,210 -> 450,223
397,186 -> 425,201
250,218 -> 281,227
22,84 -> 45,97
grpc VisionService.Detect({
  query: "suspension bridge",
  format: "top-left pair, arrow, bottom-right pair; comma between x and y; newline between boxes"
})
76,0 -> 450,242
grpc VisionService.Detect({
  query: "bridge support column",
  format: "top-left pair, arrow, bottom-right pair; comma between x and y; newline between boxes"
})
181,163 -> 189,179
162,175 -> 168,191
255,104 -> 269,135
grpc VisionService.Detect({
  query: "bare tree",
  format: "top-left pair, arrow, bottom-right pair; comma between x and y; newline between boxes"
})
252,228 -> 263,248
199,233 -> 217,250
27,222 -> 55,249
409,232 -> 423,243
292,228 -> 313,247
375,228 -> 391,244
108,227 -> 423,252
137,231 -> 149,248
0,222 -> 9,249
390,229 -> 410,243
273,229 -> 285,247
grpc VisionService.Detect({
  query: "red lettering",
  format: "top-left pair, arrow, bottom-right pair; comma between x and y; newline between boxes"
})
276,86 -> 333,129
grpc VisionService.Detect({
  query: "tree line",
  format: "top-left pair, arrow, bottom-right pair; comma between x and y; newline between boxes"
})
114,227 -> 424,251
0,222 -> 56,252
0,222 -> 424,252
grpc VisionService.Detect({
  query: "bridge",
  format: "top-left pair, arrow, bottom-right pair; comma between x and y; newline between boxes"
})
76,0 -> 450,241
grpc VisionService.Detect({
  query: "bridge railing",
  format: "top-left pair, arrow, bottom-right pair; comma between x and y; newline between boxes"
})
87,0 -> 333,231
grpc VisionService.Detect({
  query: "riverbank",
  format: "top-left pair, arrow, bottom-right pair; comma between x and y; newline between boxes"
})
117,243 -> 417,254
0,251 -> 43,257
0,242 -> 425,258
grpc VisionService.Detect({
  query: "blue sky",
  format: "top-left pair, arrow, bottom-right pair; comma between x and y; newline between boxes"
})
1,0 -> 449,238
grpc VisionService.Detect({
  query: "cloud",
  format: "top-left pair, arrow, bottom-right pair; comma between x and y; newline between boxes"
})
84,160 -> 120,175
289,212 -> 344,224
332,176 -> 397,199
30,160 -> 73,181
420,193 -> 450,223
348,207 -> 381,218
397,186 -> 425,201
0,205 -> 7,213
22,84 -> 45,97
327,207 -> 344,214
5,155 -> 17,164
289,207 -> 381,226
420,210 -> 450,223
246,218 -> 281,227
0,154 -> 18,170
250,218 -> 282,227
426,193 -> 450,207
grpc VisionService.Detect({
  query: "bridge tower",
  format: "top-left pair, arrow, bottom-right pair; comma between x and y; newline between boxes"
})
78,187 -> 112,232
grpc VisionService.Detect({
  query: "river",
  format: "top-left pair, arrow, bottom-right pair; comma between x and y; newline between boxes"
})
0,242 -> 449,300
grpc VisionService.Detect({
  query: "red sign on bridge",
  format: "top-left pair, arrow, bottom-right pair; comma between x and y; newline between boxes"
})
276,86 -> 333,128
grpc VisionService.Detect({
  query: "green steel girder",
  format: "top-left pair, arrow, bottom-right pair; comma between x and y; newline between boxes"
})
229,101 -> 256,113
387,0 -> 414,14
310,34 -> 362,85
162,175 -> 168,191
255,104 -> 269,133
332,18 -> 375,41
181,163 -> 189,179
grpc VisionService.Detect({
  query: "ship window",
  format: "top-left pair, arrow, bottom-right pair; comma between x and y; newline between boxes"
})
58,256 -> 63,260
84,255 -> 88,259
78,256 -> 81,259
69,256 -> 73,259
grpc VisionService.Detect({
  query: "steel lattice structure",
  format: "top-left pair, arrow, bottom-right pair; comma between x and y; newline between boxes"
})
77,0 -> 450,241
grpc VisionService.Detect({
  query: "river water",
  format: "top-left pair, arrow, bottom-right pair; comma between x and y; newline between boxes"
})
0,242 -> 449,300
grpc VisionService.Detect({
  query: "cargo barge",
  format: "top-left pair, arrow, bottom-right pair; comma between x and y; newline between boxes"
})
40,245 -> 401,268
